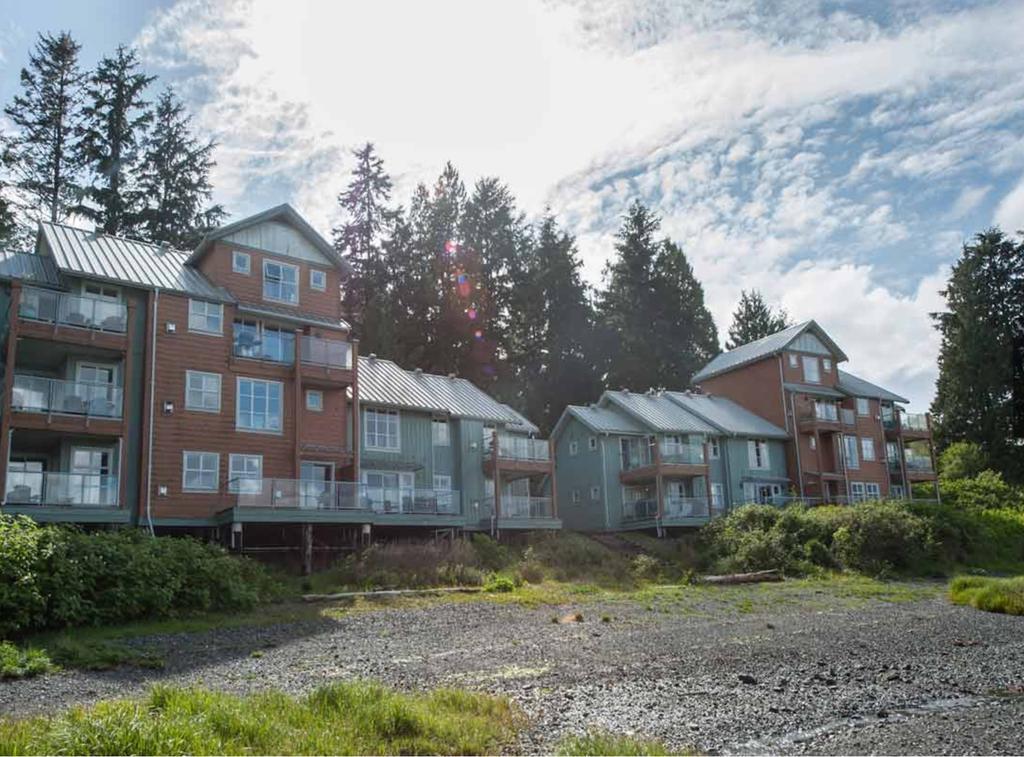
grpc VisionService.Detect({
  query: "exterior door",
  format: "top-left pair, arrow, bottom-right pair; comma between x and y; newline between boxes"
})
70,447 -> 113,505
362,471 -> 413,513
300,461 -> 334,509
756,483 -> 782,504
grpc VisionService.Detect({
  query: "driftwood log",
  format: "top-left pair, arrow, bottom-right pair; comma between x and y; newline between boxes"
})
699,569 -> 782,585
302,586 -> 484,602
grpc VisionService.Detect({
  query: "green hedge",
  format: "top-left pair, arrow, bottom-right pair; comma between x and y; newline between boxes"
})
0,515 -> 278,638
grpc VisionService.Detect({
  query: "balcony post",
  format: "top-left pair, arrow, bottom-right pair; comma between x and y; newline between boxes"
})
653,436 -> 664,519
351,339 -> 360,481
293,328 -> 303,479
702,438 -> 712,518
0,283 -> 22,500
549,436 -> 558,518
492,428 -> 501,526
118,300 -> 134,516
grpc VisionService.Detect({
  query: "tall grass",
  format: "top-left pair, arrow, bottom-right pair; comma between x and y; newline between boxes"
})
0,682 -> 519,755
949,576 -> 1024,616
556,729 -> 682,756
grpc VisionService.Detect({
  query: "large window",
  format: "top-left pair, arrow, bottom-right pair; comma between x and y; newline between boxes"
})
188,300 -> 223,334
263,259 -> 299,304
843,434 -> 860,469
432,418 -> 450,446
228,454 -> 263,493
182,452 -> 219,491
365,408 -> 400,450
856,397 -> 870,416
233,319 -> 295,364
185,370 -> 221,412
801,355 -> 820,383
748,439 -> 769,470
861,437 -> 876,461
236,377 -> 283,432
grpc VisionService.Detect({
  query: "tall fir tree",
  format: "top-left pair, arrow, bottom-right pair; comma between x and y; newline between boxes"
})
136,88 -> 224,248
0,131 -> 19,247
76,45 -> 155,235
3,31 -> 85,224
931,229 -> 1024,483
725,289 -> 790,349
649,239 -> 720,387
332,143 -> 396,350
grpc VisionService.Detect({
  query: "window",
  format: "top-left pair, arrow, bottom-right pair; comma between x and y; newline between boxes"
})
365,408 -> 400,450
709,438 -> 720,459
802,355 -> 820,383
861,437 -> 876,461
809,436 -> 817,450
748,439 -> 769,470
891,484 -> 905,499
310,269 -> 326,291
232,250 -> 251,274
822,358 -> 832,372
856,397 -> 870,416
236,377 -> 283,432
589,485 -> 601,501
263,259 -> 299,304
865,482 -> 881,500
188,300 -> 223,334
569,440 -> 578,456
432,418 -> 450,446
788,353 -> 798,368
306,390 -> 323,412
588,436 -> 597,451
228,454 -> 262,493
182,452 -> 219,491
232,320 -> 295,364
84,283 -> 119,300
185,370 -> 221,412
571,489 -> 581,504
850,481 -> 866,502
711,483 -> 724,508
433,474 -> 452,491
843,435 -> 860,469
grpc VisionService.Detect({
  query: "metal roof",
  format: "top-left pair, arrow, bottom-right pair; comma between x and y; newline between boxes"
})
191,204 -> 353,275
38,222 -> 232,302
664,392 -> 789,439
236,301 -> 350,331
783,382 -> 846,399
602,390 -> 718,435
564,404 -> 647,435
693,320 -> 848,383
0,251 -> 61,286
837,370 -> 909,404
357,356 -> 539,432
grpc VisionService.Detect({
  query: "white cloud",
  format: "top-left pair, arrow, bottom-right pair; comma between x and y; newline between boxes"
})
951,185 -> 990,218
993,175 -> 1024,232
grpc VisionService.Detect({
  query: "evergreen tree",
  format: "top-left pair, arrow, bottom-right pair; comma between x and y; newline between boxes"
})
931,229 -> 1024,483
136,88 -> 224,248
0,132 -> 19,247
386,192 -> 438,368
725,289 -> 790,349
332,143 -> 396,348
650,240 -> 720,386
3,31 -> 85,224
76,45 -> 155,235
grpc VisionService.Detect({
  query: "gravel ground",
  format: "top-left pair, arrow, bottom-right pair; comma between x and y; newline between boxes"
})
2,582 -> 1023,755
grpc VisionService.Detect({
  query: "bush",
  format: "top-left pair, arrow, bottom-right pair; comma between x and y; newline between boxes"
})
630,554 -> 662,582
940,470 -> 1023,511
483,573 -> 517,593
0,515 -> 279,639
938,442 -> 989,481
829,502 -> 930,574
0,641 -> 54,679
322,540 -> 487,590
949,576 -> 1024,616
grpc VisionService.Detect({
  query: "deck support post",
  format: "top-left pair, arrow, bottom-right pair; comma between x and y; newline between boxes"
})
302,523 -> 313,575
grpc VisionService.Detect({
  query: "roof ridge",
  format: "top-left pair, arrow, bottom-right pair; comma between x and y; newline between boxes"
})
41,220 -> 191,256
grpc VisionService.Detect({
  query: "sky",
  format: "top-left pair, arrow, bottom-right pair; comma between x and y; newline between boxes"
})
3,0 -> 1024,412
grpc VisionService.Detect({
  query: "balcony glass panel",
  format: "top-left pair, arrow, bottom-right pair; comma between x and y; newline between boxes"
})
18,287 -> 127,333
299,336 -> 352,369
659,440 -> 704,465
11,375 -> 123,418
5,471 -> 118,506
903,413 -> 929,432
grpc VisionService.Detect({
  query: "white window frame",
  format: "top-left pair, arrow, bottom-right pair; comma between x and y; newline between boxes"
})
364,407 -> 400,451
709,438 -> 720,459
433,474 -> 452,491
228,454 -> 263,493
571,488 -> 581,504
590,485 -> 600,501
306,389 -> 323,412
822,358 -> 832,372
185,370 -> 221,413
788,353 -> 798,368
432,418 -> 450,447
748,439 -> 769,470
232,250 -> 251,275
588,436 -> 597,451
236,377 -> 283,433
263,259 -> 299,305
861,437 -> 876,461
891,484 -> 905,499
809,436 -> 817,450
856,397 -> 870,416
802,355 -> 820,384
188,299 -> 223,335
182,451 -> 219,492
843,434 -> 860,469
309,268 -> 327,292
850,481 -> 866,502
711,483 -> 724,507
865,482 -> 881,500
569,440 -> 579,456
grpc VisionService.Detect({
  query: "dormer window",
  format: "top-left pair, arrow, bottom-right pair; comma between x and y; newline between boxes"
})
310,268 -> 326,292
263,259 -> 299,305
232,250 -> 251,275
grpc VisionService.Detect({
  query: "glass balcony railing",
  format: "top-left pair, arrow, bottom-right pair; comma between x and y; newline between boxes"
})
11,375 -> 123,418
233,479 -> 461,516
299,335 -> 352,369
18,286 -> 127,333
663,496 -> 711,518
812,402 -> 839,422
904,454 -> 934,472
622,497 -> 658,521
903,413 -> 930,432
490,434 -> 550,462
659,441 -> 705,465
5,471 -> 118,507
494,495 -> 553,519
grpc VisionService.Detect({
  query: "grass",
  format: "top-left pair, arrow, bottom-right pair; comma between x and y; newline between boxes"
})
0,681 -> 521,756
949,575 -> 1024,616
0,642 -> 54,680
555,730 -> 686,756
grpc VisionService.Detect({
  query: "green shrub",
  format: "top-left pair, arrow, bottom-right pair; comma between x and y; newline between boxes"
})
0,641 -> 54,679
0,515 -> 278,638
483,573 -> 517,593
630,554 -> 662,581
940,470 -> 1023,511
829,502 -> 930,575
938,442 -> 989,481
469,534 -> 516,572
949,575 -> 1024,616
524,532 -> 633,585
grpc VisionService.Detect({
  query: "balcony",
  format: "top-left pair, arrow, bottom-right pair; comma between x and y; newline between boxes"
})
17,287 -> 128,348
10,375 -> 123,431
5,471 -> 118,507
798,402 -> 851,432
904,454 -> 936,480
622,496 -> 712,523
659,441 -> 705,465
231,479 -> 461,521
300,336 -> 352,369
232,329 -> 295,365
497,495 -> 553,519
620,438 -> 707,482
902,413 -> 931,439
484,433 -> 551,475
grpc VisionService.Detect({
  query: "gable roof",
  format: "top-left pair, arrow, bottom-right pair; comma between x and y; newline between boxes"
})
357,356 -> 538,432
189,204 -> 352,275
557,404 -> 647,437
602,390 -> 718,435
663,392 -> 789,439
38,222 -> 232,302
837,369 -> 909,404
692,320 -> 848,384
0,251 -> 61,287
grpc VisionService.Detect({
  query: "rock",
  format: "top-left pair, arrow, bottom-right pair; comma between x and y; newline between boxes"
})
738,674 -> 758,685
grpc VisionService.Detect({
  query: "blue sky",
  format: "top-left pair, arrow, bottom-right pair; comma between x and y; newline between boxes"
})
3,0 -> 1024,411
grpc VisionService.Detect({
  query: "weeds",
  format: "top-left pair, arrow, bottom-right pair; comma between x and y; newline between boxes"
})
0,642 -> 54,679
949,575 -> 1024,616
555,729 -> 685,755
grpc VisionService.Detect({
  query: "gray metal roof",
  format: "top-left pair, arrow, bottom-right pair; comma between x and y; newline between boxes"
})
837,370 -> 909,404
357,356 -> 539,432
236,301 -> 350,331
693,320 -> 848,383
38,222 -> 232,302
603,390 -> 718,435
664,392 -> 789,439
565,404 -> 647,435
783,382 -> 846,398
0,251 -> 61,286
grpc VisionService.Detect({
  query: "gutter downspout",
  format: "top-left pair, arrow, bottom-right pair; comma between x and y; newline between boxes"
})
789,392 -> 804,499
600,434 -> 610,530
144,288 -> 159,536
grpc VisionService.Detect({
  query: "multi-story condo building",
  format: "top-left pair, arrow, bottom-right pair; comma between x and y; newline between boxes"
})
692,320 -> 939,503
0,205 -> 358,570
552,389 -> 789,532
357,355 -> 559,535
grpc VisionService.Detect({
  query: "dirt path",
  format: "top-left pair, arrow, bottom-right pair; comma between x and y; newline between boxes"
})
2,582 -> 1022,754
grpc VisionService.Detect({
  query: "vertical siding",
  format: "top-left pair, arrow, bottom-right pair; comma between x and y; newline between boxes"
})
724,437 -> 789,505
122,288 -> 148,522
360,408 -> 432,487
553,417 -> 608,531
459,418 -> 487,523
